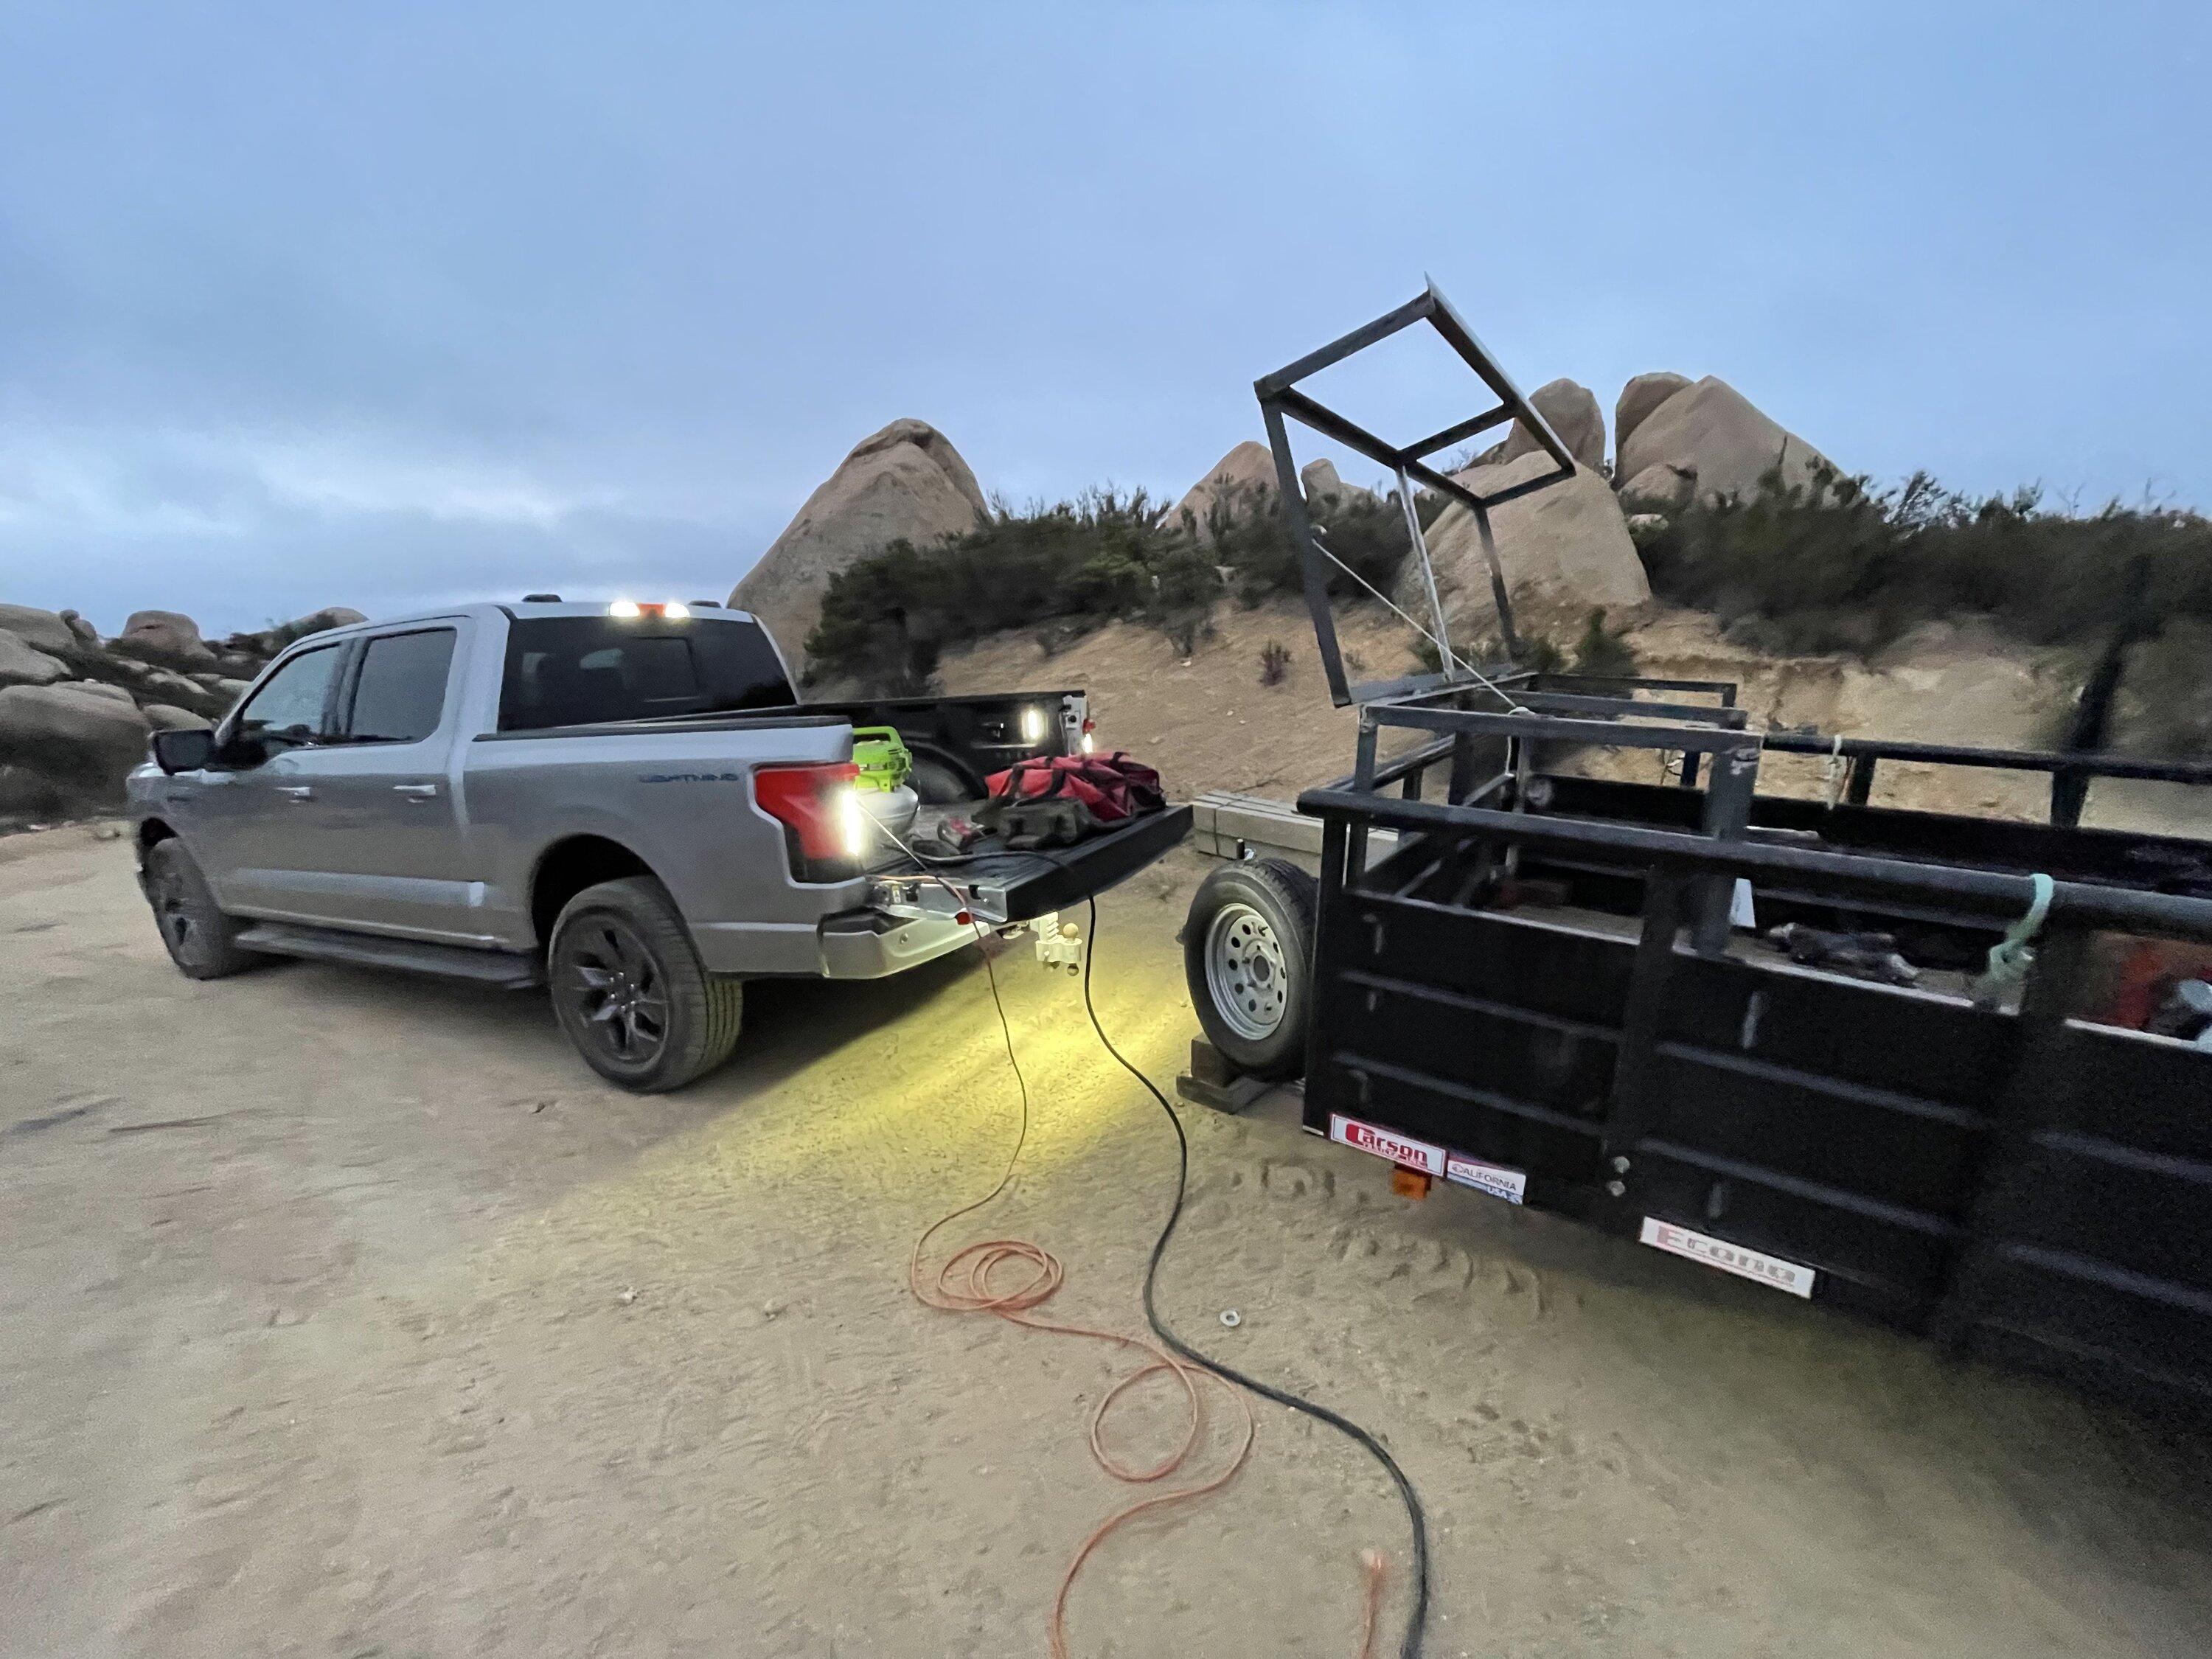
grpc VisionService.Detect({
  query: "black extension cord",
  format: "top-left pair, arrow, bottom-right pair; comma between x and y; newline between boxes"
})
1047,856 -> 1433,1659
890,825 -> 1434,1657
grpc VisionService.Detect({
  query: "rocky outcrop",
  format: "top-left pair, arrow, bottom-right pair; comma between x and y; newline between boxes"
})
1615,375 -> 1833,504
0,684 -> 153,790
220,607 -> 366,661
1498,378 -> 1607,473
1400,451 -> 1651,641
0,605 -> 77,657
728,419 -> 989,670
0,596 -> 359,825
0,632 -> 70,689
1614,372 -> 1691,463
1174,440 -> 1279,542
1618,463 -> 1694,509
1299,459 -> 1377,512
116,610 -> 216,667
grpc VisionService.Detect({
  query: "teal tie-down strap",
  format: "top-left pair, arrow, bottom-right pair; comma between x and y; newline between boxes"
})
1972,872 -> 2054,1006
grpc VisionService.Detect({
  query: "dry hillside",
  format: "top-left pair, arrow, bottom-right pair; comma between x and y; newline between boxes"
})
936,597 -> 2205,837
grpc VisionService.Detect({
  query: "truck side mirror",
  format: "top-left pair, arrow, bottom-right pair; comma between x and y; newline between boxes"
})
151,727 -> 217,774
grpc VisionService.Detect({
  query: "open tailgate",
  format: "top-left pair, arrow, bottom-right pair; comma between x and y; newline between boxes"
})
872,804 -> 1192,925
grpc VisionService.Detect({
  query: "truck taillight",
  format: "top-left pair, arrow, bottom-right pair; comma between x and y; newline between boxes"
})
754,762 -> 865,880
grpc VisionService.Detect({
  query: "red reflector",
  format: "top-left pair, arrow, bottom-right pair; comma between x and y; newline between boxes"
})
954,911 -> 973,926
754,762 -> 859,861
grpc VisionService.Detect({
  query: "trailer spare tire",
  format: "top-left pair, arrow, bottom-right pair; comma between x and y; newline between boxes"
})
1183,857 -> 1318,1081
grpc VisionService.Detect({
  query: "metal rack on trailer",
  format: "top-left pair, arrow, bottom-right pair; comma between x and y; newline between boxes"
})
1180,282 -> 2212,1408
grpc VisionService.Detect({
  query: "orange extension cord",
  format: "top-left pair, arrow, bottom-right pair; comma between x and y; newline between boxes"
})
905,938 -> 1387,1658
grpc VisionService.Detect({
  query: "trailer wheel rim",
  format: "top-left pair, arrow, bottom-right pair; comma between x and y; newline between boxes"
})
555,915 -> 671,1067
1204,902 -> 1289,1041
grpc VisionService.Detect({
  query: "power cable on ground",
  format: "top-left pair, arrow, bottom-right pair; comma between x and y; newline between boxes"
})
888,824 -> 1430,1657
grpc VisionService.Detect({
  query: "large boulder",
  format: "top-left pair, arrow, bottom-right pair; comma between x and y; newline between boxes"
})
1400,451 -> 1651,640
728,418 -> 989,668
0,604 -> 76,657
1615,375 -> 1833,504
1618,463 -> 1694,510
62,680 -> 136,704
116,609 -> 216,666
1174,440 -> 1278,540
1299,458 -> 1377,512
0,683 -> 153,789
1497,377 -> 1607,473
57,608 -> 102,649
1613,372 -> 1692,462
0,632 -> 70,689
142,703 -> 209,731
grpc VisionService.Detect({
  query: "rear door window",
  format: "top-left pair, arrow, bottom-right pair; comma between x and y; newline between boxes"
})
344,628 -> 458,744
499,615 -> 796,731
234,644 -> 345,745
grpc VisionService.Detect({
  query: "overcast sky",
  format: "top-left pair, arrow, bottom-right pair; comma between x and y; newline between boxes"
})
3,2 -> 2206,635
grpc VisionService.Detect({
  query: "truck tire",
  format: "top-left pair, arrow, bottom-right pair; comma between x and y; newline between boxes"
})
143,838 -> 261,980
1183,857 -> 1318,1082
547,876 -> 745,1093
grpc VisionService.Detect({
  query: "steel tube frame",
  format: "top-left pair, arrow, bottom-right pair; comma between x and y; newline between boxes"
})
1298,787 -> 2212,944
1254,280 -> 1578,706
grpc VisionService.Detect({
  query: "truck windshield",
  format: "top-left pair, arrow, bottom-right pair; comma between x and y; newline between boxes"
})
498,614 -> 798,731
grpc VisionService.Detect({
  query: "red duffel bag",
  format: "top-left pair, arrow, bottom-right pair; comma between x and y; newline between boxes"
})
978,753 -> 1164,847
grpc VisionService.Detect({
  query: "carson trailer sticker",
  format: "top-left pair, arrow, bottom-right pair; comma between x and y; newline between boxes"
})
1639,1217 -> 1816,1299
1444,1153 -> 1526,1205
1327,1113 -> 1445,1178
1328,1114 -> 1531,1203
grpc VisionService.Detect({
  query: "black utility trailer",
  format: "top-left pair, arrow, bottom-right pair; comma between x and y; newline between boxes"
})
1186,283 -> 2212,1407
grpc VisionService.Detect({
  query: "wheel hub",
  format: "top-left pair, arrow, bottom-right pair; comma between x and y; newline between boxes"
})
558,919 -> 670,1064
1204,902 -> 1288,1041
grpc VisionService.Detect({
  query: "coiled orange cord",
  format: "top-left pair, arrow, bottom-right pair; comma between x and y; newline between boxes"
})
905,942 -> 1385,1657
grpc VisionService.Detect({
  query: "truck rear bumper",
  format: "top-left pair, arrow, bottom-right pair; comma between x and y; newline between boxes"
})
815,909 -> 977,979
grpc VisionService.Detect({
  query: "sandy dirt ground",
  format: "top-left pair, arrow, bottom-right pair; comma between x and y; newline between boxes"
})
7,824 -> 2212,1658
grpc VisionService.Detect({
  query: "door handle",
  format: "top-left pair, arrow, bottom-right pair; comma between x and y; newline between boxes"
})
275,785 -> 315,800
392,783 -> 440,799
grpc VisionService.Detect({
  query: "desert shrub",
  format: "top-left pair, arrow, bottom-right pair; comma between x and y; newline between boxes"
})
1259,639 -> 1291,686
1637,464 -> 2212,658
2115,620 -> 2212,757
808,476 -> 1423,690
1571,608 -> 1638,679
806,489 -> 1217,688
1194,483 -> 1416,607
1632,463 -> 2212,754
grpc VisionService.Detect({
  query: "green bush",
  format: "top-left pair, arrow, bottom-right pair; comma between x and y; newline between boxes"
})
805,489 -> 1214,689
806,476 -> 1420,689
1195,481 -> 1420,607
1634,464 -> 2212,755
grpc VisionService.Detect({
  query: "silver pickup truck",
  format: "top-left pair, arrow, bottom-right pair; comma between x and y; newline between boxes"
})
127,599 -> 1189,1091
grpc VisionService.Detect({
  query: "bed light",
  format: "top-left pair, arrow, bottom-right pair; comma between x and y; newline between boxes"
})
1021,706 -> 1046,744
663,600 -> 692,620
608,598 -> 642,619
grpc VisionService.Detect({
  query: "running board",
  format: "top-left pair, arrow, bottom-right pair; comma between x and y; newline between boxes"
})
233,922 -> 543,988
